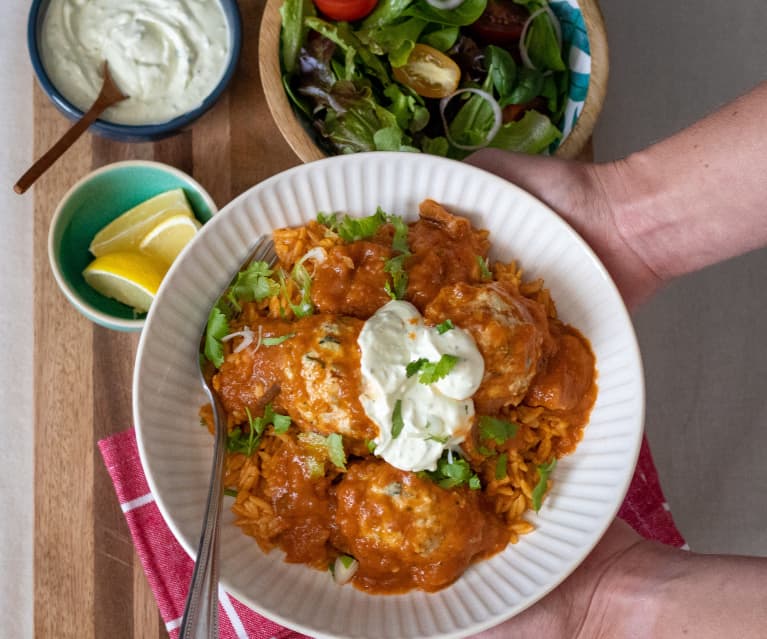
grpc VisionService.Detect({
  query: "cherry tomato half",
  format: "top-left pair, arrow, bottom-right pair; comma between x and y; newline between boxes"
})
312,0 -> 378,22
392,44 -> 461,99
468,0 -> 529,46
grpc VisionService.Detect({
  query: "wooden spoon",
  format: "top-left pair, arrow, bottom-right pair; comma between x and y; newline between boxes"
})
14,62 -> 128,195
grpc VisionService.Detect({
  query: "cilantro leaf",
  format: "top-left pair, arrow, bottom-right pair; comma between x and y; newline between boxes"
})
531,457 -> 557,511
383,253 -> 409,300
391,399 -> 404,439
317,209 -> 387,242
224,487 -> 238,498
226,261 -> 280,311
227,404 -> 292,456
420,450 -> 480,490
204,305 -> 229,367
436,319 -> 454,334
271,411 -> 292,434
326,432 -> 347,470
413,354 -> 459,384
478,416 -> 519,445
262,332 -> 296,346
317,211 -> 340,232
387,213 -> 410,254
405,357 -> 429,378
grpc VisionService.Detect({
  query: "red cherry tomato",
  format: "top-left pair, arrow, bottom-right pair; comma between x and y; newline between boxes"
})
312,0 -> 378,22
392,44 -> 461,99
468,0 -> 529,46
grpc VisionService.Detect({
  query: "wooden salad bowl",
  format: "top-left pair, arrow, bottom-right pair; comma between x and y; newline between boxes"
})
259,0 -> 608,162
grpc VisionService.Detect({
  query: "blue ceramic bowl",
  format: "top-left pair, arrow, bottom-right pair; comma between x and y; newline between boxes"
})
28,0 -> 242,142
48,161 -> 218,331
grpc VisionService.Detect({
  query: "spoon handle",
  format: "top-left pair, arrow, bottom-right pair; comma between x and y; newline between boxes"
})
179,389 -> 227,639
14,101 -> 109,195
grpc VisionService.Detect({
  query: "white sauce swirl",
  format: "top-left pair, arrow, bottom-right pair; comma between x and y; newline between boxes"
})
40,0 -> 231,125
358,300 -> 484,472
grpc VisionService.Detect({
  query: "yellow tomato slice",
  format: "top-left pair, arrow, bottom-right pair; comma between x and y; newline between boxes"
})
392,44 -> 461,99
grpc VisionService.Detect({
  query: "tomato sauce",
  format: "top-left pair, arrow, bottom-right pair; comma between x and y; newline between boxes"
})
212,200 -> 599,594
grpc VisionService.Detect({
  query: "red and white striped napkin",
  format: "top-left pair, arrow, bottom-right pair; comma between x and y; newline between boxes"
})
98,429 -> 685,639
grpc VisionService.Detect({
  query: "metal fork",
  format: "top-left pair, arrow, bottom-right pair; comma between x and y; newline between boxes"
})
180,235 -> 277,639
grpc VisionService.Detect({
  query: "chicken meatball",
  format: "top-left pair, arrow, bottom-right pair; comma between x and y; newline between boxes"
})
330,459 -> 508,593
213,314 -> 378,449
424,282 -> 552,413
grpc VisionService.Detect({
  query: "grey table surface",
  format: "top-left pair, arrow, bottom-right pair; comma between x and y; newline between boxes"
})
594,0 -> 767,556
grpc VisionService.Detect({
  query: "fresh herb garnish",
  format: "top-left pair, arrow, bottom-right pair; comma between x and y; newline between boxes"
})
420,450 -> 480,490
435,319 -> 454,334
531,457 -> 557,511
476,255 -> 492,281
326,432 -> 347,470
365,439 -> 377,453
262,332 -> 296,346
383,212 -> 411,299
226,261 -> 280,312
495,452 -> 509,480
387,212 -> 410,253
224,487 -> 238,498
383,253 -> 408,300
405,354 -> 459,384
317,208 -> 387,242
277,263 -> 314,319
405,357 -> 429,378
227,404 -> 292,456
478,416 -> 519,445
204,305 -> 229,368
391,399 -> 404,438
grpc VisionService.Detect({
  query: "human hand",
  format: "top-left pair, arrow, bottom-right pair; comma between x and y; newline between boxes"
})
469,519 -> 645,639
464,149 -> 661,310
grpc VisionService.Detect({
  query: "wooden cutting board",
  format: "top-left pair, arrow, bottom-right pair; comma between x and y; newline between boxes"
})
32,2 -> 299,637
32,2 -> 594,636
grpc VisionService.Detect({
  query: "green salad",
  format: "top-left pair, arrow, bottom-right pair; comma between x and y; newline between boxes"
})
279,0 -> 570,157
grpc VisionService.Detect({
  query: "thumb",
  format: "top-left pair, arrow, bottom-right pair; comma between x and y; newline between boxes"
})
463,148 -> 587,216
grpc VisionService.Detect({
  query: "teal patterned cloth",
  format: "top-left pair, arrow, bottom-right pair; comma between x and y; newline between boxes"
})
550,0 -> 591,142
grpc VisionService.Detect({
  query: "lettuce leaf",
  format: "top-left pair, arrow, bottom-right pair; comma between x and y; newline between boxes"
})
279,0 -> 315,74
404,0 -> 488,26
489,109 -> 561,154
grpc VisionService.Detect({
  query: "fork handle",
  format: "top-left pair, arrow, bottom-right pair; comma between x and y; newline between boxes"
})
179,393 -> 227,639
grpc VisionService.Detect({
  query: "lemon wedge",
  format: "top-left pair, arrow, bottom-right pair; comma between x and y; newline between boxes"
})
83,251 -> 168,313
89,189 -> 196,257
139,213 -> 201,266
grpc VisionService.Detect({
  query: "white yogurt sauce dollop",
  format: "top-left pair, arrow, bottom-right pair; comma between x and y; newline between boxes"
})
40,0 -> 231,125
358,300 -> 484,472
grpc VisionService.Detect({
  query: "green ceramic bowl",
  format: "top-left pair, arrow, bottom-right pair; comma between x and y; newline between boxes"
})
48,160 -> 217,331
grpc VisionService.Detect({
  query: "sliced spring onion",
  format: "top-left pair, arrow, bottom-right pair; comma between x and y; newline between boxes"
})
440,88 -> 502,151
332,555 -> 359,585
299,246 -> 327,265
221,327 -> 255,353
519,5 -> 563,70
425,0 -> 466,9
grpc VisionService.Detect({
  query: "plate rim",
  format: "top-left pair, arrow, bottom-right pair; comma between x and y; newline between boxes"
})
133,151 -> 645,638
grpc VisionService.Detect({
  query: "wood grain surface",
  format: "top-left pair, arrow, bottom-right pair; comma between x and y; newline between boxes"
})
32,2 -> 594,636
32,2 -> 299,637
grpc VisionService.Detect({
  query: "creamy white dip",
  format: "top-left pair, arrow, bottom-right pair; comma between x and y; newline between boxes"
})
358,300 -> 484,472
40,0 -> 231,125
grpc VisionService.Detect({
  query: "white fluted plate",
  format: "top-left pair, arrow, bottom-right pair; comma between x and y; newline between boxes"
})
134,152 -> 644,639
